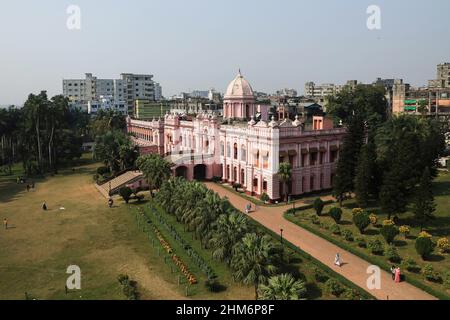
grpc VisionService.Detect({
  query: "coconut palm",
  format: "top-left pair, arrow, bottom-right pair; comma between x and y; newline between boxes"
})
137,154 -> 172,196
258,274 -> 307,300
231,233 -> 278,299
209,212 -> 250,264
277,162 -> 292,202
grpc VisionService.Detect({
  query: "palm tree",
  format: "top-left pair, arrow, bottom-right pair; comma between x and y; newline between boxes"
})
137,154 -> 172,197
278,162 -> 292,203
231,233 -> 278,299
258,274 -> 307,300
209,212 -> 250,264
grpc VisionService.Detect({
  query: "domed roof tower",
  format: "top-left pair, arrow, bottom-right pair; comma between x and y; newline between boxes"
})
223,70 -> 256,120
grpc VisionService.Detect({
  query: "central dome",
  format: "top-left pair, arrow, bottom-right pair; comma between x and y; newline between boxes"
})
224,70 -> 254,99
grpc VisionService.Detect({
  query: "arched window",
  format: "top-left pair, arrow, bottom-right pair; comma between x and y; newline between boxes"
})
234,143 -> 238,160
241,145 -> 246,161
220,141 -> 224,156
227,143 -> 231,158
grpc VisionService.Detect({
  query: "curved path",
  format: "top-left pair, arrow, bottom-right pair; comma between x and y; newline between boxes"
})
205,183 -> 436,300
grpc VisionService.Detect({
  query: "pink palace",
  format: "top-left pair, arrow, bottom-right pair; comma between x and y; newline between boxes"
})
127,71 -> 346,202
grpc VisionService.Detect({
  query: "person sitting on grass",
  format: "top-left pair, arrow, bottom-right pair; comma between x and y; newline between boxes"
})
42,201 -> 47,211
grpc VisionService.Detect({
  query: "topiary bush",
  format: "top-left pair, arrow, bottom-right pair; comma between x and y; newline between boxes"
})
367,239 -> 384,255
310,214 -> 320,225
353,211 -> 371,234
380,224 -> 399,244
399,225 -> 410,239
324,279 -> 345,297
329,207 -> 343,224
401,258 -> 421,273
356,236 -> 367,248
421,264 -> 442,283
415,232 -> 435,260
119,186 -> 133,204
342,229 -> 354,242
313,198 -> 325,216
331,224 -> 341,235
386,245 -> 401,263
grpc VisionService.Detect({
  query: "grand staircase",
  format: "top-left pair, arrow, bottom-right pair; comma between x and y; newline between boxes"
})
95,171 -> 144,198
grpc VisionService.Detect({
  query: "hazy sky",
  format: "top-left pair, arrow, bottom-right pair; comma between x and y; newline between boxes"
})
0,0 -> 449,105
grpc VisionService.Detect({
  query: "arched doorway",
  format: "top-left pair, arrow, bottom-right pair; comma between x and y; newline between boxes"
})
194,164 -> 207,181
240,169 -> 245,185
175,166 -> 188,179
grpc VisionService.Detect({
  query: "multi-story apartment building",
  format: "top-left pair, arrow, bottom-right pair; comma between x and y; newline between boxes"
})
393,63 -> 450,114
87,96 -> 127,115
276,88 -> 298,98
63,73 -> 158,112
127,71 -> 345,202
154,82 -> 163,101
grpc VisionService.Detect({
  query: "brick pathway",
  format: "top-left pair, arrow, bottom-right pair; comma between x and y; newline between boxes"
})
205,183 -> 437,300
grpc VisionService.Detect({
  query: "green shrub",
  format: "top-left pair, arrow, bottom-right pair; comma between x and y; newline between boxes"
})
97,166 -> 109,176
422,264 -> 442,283
356,236 -> 367,248
320,221 -> 330,230
386,245 -> 401,263
331,224 -> 341,235
415,236 -> 435,260
444,272 -> 450,289
260,193 -> 270,203
117,274 -> 138,300
310,214 -> 320,225
367,239 -> 384,255
329,207 -> 343,224
313,198 -> 325,216
342,288 -> 361,300
342,229 -> 354,242
352,211 -> 370,234
119,186 -> 133,204
380,224 -> 399,244
401,258 -> 421,273
324,279 -> 345,297
313,267 -> 329,283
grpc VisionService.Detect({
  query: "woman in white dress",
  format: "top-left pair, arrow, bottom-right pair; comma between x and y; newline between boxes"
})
334,253 -> 342,267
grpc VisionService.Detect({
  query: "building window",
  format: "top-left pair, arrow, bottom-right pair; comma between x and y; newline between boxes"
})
254,150 -> 260,167
220,142 -> 224,156
310,152 -> 318,166
234,143 -> 238,160
227,143 -> 231,158
241,145 -> 246,161
263,180 -> 268,192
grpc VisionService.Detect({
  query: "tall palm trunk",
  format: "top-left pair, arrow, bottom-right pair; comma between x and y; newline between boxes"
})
35,117 -> 43,172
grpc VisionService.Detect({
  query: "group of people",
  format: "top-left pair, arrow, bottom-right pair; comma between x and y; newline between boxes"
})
26,181 -> 35,192
391,266 -> 402,283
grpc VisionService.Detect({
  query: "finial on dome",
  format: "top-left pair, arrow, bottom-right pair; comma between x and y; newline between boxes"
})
238,68 -> 242,77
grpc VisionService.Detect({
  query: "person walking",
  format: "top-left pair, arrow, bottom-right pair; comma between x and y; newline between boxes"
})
390,266 -> 396,281
3,218 -> 8,230
26,184 -> 30,192
395,267 -> 401,283
334,253 -> 342,267
108,198 -> 114,208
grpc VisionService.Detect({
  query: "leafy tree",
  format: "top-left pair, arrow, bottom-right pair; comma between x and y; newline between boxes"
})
231,233 -> 278,299
136,154 -> 172,196
412,167 -> 436,231
94,131 -> 138,174
119,187 -> 133,204
277,162 -> 292,202
258,274 -> 307,300
354,143 -> 377,207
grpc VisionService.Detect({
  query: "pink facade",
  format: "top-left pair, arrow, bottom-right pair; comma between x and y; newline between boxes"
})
127,72 -> 346,201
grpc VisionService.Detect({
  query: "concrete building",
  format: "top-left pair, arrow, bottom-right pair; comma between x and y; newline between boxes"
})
127,71 -> 345,201
63,73 -> 159,112
154,82 -> 163,101
87,96 -> 127,115
276,88 -> 298,97
134,99 -> 170,119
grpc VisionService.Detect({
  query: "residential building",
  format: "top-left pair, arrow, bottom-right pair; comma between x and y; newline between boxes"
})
154,82 -> 163,101
87,96 -> 127,115
127,71 -> 345,202
134,99 -> 170,119
276,88 -> 298,97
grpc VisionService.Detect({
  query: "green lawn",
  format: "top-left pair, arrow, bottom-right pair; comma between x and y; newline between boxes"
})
285,171 -> 450,299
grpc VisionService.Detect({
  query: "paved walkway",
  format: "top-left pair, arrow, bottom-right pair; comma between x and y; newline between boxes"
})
205,183 -> 436,300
